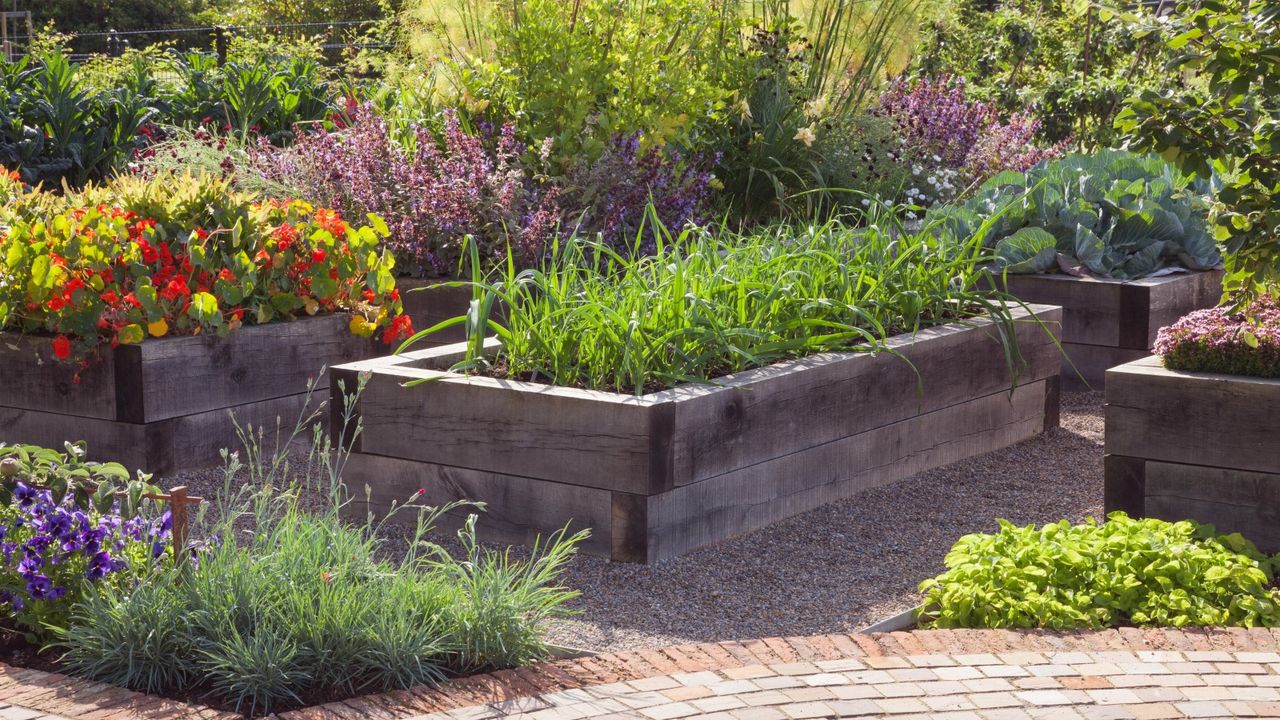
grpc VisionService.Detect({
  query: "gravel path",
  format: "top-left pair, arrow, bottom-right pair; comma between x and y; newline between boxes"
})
167,391 -> 1105,656
541,390 -> 1105,653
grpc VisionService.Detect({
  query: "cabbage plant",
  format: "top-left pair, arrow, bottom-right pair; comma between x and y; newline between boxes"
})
935,150 -> 1222,279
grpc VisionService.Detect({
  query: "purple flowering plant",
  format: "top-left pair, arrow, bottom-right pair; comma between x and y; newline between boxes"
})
560,133 -> 718,257
1154,296 -> 1280,379
875,76 -> 1068,206
0,444 -> 170,641
245,104 -> 563,276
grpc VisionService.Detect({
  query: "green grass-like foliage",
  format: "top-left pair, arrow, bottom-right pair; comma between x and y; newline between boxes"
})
408,208 -> 1020,394
61,506 -> 581,715
918,513 -> 1280,630
934,150 -> 1222,279
59,386 -> 584,716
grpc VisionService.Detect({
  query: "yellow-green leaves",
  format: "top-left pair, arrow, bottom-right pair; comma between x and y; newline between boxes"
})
918,512 -> 1280,630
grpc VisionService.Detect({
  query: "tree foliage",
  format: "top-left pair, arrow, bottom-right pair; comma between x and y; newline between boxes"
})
1116,0 -> 1280,300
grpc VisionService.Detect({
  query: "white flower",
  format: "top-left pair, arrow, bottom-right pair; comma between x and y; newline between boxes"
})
794,126 -> 817,147
860,198 -> 871,207
932,154 -> 941,162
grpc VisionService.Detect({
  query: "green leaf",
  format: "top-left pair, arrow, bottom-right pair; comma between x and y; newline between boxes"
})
995,228 -> 1058,273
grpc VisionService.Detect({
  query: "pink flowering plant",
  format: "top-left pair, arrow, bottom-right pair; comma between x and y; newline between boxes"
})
1154,296 -> 1280,379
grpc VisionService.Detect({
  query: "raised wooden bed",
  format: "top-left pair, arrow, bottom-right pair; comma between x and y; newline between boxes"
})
0,315 -> 373,476
1002,270 -> 1221,390
1105,357 -> 1280,551
332,304 -> 1064,563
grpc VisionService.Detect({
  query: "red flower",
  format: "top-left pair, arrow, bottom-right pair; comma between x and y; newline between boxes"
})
46,295 -> 66,312
311,249 -> 327,264
218,268 -> 236,282
51,335 -> 71,360
381,314 -> 414,345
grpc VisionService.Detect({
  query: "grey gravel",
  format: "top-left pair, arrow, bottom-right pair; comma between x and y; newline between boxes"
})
163,391 -> 1105,655
542,390 -> 1105,652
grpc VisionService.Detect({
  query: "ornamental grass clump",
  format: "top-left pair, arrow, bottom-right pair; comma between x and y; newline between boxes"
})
406,206 -> 1025,394
60,383 -> 585,716
918,513 -> 1280,630
1154,295 -> 1280,379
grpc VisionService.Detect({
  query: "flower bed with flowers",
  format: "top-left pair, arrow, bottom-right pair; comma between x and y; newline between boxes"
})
0,170 -> 412,372
1154,295 -> 1280,379
0,444 -> 170,647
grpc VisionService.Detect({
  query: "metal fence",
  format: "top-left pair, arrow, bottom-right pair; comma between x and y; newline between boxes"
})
6,18 -> 388,67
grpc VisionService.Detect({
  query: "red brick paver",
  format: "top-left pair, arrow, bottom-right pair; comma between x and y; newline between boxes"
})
0,629 -> 1277,718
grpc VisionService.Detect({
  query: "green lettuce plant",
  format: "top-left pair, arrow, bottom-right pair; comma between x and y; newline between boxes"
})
919,513 -> 1280,629
935,150 -> 1221,279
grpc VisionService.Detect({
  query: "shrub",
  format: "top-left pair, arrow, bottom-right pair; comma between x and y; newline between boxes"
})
0,443 -> 169,642
909,0 -> 1172,148
0,49 -> 338,189
1154,295 -> 1280,379
715,0 -> 923,220
0,171 -> 409,368
397,0 -> 744,161
404,206 -> 1021,395
933,150 -> 1221,278
1116,0 -> 1280,301
918,513 -> 1280,629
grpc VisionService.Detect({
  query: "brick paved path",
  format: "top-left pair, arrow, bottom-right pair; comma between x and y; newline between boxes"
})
410,649 -> 1280,720
4,629 -> 1280,718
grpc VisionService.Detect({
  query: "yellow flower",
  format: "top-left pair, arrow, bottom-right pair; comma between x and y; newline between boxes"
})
804,97 -> 828,119
794,126 -> 817,147
736,98 -> 753,120
349,315 -> 377,338
147,319 -> 169,338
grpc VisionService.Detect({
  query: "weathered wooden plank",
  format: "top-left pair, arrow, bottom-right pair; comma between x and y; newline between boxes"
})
644,380 -> 1051,562
1058,343 -> 1149,391
339,452 -> 615,557
1004,271 -> 1222,352
141,392 -> 312,476
0,406 -> 147,467
1106,357 -> 1280,474
1104,454 -> 1147,517
1003,274 -> 1122,347
663,306 -> 1062,487
0,393 -> 310,476
0,332 -> 118,419
1145,461 -> 1280,552
351,367 -> 656,494
134,314 -> 370,422
1137,270 -> 1223,348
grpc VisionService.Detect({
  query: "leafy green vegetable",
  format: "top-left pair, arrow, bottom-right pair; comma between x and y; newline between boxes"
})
918,513 -> 1280,629
935,150 -> 1222,279
995,227 -> 1057,273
